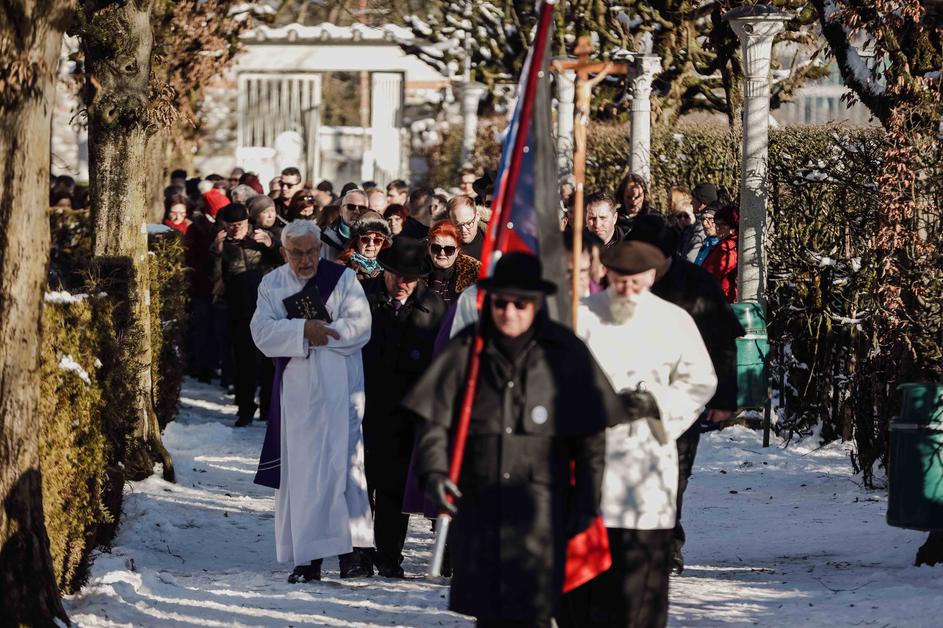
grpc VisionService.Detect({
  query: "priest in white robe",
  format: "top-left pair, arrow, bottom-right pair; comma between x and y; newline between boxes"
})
250,219 -> 374,583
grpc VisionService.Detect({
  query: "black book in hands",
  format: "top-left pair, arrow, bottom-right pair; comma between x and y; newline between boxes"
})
282,279 -> 332,323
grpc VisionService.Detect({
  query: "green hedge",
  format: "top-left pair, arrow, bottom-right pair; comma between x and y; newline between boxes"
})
39,294 -> 117,592
585,123 -> 902,480
42,213 -> 190,591
149,232 -> 189,429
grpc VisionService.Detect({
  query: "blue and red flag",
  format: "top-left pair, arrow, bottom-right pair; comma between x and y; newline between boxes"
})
478,1 -> 569,323
436,0 -> 612,593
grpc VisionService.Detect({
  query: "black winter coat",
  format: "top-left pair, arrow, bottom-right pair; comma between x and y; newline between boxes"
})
402,315 -> 623,622
652,255 -> 745,410
361,278 -> 446,490
211,231 -> 280,320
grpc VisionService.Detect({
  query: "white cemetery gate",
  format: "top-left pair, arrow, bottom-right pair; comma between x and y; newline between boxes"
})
238,73 -> 322,184
236,70 -> 407,186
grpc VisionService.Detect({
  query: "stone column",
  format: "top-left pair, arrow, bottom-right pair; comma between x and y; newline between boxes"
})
555,69 -> 575,175
725,5 -> 790,305
627,55 -> 661,184
460,81 -> 487,167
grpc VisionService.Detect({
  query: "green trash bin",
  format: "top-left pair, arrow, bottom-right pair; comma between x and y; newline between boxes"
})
887,384 -> 943,531
731,303 -> 770,408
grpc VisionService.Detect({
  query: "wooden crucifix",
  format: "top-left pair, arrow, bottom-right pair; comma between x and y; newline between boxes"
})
552,36 -> 630,326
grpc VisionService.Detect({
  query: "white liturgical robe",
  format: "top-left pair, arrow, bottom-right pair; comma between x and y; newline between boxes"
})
250,263 -> 374,565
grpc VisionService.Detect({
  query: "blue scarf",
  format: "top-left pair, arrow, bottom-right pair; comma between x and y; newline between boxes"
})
694,236 -> 719,266
337,219 -> 352,239
351,252 -> 380,273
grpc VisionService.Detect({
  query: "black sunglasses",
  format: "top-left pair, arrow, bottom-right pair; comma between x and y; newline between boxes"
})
492,297 -> 534,310
345,203 -> 369,212
430,244 -> 457,256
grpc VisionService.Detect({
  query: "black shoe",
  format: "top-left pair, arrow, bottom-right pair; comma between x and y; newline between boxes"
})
233,415 -> 253,428
916,531 -> 943,566
339,547 -> 375,578
288,559 -> 322,583
375,560 -> 405,578
670,550 -> 684,575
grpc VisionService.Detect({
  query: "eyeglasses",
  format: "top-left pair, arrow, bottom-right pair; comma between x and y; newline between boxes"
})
345,203 -> 369,213
281,179 -> 301,188
454,215 -> 478,230
492,297 -> 534,311
302,195 -> 316,203
359,235 -> 386,246
430,244 -> 457,256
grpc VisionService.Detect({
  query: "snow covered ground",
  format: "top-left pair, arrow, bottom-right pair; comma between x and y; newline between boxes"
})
65,379 -> 942,627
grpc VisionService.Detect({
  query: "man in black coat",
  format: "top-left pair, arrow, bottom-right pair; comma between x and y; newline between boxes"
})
211,202 -> 281,427
626,214 -> 745,573
361,237 -> 447,577
402,253 -> 624,627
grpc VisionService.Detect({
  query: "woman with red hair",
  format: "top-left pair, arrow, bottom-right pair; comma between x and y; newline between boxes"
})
702,204 -> 739,303
425,220 -> 480,307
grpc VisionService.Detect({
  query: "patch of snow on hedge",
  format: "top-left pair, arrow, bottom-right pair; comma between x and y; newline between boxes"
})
58,354 -> 91,385
45,291 -> 89,304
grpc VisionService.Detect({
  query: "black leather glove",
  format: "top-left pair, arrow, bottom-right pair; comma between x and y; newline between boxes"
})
618,389 -> 660,422
424,472 -> 462,516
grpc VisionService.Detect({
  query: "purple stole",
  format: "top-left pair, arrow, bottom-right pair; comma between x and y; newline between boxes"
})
254,260 -> 346,489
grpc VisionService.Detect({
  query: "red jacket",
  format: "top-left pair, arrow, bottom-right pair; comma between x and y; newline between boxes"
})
702,236 -> 738,303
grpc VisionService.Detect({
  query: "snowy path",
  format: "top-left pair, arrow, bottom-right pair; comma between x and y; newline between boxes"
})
65,379 -> 941,627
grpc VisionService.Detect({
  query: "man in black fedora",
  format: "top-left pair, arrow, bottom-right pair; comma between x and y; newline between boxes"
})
402,252 -> 622,627
361,237 -> 447,577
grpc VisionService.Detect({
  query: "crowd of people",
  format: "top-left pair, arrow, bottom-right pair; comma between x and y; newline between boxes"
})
150,162 -> 745,628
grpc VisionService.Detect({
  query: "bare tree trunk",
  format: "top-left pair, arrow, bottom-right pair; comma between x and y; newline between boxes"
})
144,129 -> 168,223
81,0 -> 174,482
0,2 -> 74,624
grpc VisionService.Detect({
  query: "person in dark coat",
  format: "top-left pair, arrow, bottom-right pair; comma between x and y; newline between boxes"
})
361,237 -> 447,577
211,202 -> 281,426
402,253 -> 624,627
625,214 -> 745,574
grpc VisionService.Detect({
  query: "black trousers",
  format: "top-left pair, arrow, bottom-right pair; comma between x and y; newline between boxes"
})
230,318 -> 273,420
365,422 -> 415,568
674,419 -> 702,555
560,528 -> 672,628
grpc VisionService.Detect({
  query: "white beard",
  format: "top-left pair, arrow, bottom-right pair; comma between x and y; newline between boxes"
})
608,290 -> 640,324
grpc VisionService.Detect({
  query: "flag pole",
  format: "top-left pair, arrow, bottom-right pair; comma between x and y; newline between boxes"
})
427,0 -> 558,579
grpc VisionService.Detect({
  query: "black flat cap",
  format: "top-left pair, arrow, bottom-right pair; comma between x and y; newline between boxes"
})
600,240 -> 666,275
219,202 -> 249,223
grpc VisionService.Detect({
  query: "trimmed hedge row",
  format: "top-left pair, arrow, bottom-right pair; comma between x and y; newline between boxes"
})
149,233 -> 188,430
43,212 -> 189,592
39,294 -> 116,591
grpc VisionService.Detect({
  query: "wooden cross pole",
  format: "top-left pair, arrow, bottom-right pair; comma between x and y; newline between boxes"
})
552,36 -> 630,326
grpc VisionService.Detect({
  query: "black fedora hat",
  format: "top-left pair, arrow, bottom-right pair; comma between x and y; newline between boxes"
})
377,237 -> 432,278
477,251 -> 557,297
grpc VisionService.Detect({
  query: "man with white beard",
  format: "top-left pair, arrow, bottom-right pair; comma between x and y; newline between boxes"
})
570,240 -> 717,628
250,219 -> 374,582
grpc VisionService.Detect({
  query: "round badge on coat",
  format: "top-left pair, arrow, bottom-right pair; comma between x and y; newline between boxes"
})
531,406 -> 548,425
